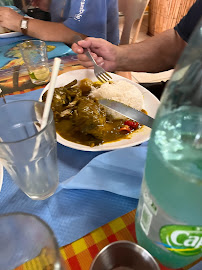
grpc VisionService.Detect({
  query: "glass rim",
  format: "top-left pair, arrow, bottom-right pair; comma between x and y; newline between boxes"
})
20,39 -> 46,49
0,100 -> 54,145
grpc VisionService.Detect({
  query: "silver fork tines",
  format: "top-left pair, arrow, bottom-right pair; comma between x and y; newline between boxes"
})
0,88 -> 6,104
74,35 -> 112,83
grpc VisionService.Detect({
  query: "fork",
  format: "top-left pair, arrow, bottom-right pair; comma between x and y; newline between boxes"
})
0,88 -> 6,104
73,35 -> 112,83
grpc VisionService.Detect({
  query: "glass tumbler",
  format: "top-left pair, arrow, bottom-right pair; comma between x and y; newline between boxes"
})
0,212 -> 65,270
20,40 -> 50,85
0,100 -> 59,200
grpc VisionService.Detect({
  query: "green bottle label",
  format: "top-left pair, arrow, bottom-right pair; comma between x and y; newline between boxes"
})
159,225 -> 202,256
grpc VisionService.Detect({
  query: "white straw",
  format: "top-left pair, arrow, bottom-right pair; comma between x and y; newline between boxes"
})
41,57 -> 61,130
31,57 -> 61,161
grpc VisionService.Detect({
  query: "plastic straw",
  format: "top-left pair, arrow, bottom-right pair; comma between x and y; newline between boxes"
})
41,57 -> 61,130
31,57 -> 61,161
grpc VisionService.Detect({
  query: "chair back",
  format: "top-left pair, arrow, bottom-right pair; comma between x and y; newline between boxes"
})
119,0 -> 150,44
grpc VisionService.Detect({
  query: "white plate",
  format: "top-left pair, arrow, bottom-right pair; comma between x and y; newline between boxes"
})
0,31 -> 23,38
40,69 -> 160,151
0,164 -> 3,191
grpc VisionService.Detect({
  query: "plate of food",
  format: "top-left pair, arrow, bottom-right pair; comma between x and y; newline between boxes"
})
40,69 -> 160,151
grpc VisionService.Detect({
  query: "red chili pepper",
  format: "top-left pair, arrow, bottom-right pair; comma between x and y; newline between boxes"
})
119,125 -> 131,133
124,120 -> 139,130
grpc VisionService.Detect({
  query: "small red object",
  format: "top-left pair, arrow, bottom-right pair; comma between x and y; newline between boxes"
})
124,120 -> 139,130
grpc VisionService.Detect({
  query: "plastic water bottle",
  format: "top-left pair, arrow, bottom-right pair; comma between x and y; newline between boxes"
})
135,20 -> 202,268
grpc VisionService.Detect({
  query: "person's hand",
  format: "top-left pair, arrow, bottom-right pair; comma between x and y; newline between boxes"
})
0,7 -> 23,32
71,37 -> 119,72
32,0 -> 51,12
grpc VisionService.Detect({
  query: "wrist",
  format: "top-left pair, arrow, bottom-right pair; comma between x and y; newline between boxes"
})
116,45 -> 128,71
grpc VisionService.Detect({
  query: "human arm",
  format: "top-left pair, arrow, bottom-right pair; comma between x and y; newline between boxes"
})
72,37 -> 119,72
72,29 -> 187,73
0,7 -> 87,43
116,29 -> 187,72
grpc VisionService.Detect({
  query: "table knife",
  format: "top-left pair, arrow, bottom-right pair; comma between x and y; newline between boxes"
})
99,99 -> 154,128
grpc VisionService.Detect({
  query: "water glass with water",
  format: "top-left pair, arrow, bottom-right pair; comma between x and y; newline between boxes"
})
0,100 -> 58,200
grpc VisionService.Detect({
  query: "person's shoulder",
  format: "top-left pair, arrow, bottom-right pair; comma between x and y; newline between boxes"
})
174,0 -> 202,43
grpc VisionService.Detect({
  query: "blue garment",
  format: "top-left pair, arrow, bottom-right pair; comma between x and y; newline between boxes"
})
174,0 -> 202,42
50,0 -> 119,45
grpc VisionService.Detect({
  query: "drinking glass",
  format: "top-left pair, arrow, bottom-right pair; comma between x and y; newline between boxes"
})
20,40 -> 50,85
0,212 -> 65,270
0,100 -> 59,200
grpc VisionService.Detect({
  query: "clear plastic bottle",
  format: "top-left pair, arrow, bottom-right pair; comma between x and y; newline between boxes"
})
135,20 -> 202,268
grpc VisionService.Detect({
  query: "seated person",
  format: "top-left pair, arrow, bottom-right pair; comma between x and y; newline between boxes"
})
0,0 -> 119,45
72,0 -> 201,73
72,0 -> 202,98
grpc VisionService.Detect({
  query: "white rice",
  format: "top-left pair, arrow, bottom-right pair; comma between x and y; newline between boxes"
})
89,80 -> 144,120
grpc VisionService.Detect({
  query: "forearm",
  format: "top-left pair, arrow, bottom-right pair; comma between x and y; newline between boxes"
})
116,29 -> 187,73
0,6 -> 86,44
23,19 -> 87,44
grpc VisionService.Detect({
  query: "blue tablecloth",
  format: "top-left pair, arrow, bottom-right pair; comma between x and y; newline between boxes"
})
0,36 -> 75,69
0,34 -> 31,47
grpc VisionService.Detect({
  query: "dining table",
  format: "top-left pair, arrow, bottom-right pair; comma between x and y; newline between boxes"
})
0,34 -> 201,270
